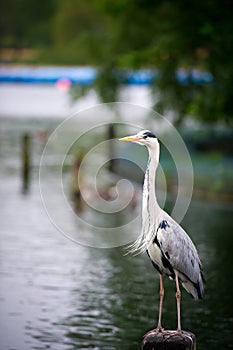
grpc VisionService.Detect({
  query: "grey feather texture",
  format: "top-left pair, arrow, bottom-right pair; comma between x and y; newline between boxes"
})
151,212 -> 204,299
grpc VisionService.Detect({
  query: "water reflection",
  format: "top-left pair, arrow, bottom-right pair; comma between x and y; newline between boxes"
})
0,118 -> 233,350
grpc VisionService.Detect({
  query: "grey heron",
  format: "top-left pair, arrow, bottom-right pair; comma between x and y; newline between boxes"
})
119,130 -> 205,334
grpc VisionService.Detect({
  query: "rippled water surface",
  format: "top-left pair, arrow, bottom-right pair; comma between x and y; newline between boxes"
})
0,117 -> 233,349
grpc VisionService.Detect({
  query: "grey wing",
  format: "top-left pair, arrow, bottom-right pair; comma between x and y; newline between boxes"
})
156,215 -> 202,285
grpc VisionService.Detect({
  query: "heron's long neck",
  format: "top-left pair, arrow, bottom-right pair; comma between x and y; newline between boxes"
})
128,143 -> 161,254
142,146 -> 161,226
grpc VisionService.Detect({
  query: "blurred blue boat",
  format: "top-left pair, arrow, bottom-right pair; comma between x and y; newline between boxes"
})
0,66 -> 213,85
0,66 -> 96,85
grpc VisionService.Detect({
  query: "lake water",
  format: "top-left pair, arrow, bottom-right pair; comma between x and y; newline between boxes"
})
0,115 -> 233,350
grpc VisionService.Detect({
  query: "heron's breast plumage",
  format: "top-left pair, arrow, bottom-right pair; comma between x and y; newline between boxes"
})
147,220 -> 176,279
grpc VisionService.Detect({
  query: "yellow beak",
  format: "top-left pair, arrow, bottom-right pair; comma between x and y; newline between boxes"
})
119,135 -> 141,142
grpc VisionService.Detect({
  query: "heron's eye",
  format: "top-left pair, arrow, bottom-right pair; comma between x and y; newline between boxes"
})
143,135 -> 148,139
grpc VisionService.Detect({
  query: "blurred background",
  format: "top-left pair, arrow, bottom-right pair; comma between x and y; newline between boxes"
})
0,1 -> 233,349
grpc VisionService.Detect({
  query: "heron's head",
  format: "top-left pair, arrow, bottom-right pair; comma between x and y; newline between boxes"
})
119,130 -> 159,149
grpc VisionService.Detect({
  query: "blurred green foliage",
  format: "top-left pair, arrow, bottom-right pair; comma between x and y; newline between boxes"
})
1,0 -> 233,125
0,0 -> 56,47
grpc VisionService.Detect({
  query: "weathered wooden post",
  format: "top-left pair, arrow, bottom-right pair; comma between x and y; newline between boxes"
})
21,132 -> 31,194
142,330 -> 196,350
70,150 -> 86,212
107,123 -> 115,172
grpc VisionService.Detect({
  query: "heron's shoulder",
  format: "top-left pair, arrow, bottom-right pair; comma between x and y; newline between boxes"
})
157,212 -> 187,237
156,212 -> 201,263
158,219 -> 170,230
156,213 -> 197,251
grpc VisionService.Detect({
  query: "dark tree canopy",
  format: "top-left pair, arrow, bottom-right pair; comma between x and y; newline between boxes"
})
1,0 -> 233,125
93,0 -> 233,125
0,0 -> 56,47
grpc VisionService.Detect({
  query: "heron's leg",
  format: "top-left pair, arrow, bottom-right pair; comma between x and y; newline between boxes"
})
175,271 -> 182,332
144,273 -> 164,337
157,273 -> 164,330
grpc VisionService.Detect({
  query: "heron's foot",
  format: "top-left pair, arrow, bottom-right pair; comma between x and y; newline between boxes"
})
165,329 -> 185,340
144,326 -> 164,337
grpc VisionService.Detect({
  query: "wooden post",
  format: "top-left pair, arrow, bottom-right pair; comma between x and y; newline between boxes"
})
107,123 -> 115,172
70,150 -> 86,212
142,330 -> 196,350
21,132 -> 31,194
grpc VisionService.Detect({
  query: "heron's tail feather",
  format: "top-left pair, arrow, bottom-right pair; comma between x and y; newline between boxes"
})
182,272 -> 205,300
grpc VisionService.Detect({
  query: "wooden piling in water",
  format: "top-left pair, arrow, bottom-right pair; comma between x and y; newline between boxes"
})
70,150 -> 86,212
142,330 -> 196,350
107,123 -> 115,172
21,132 -> 31,194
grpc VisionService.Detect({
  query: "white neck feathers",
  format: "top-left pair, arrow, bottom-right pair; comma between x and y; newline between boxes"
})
128,141 -> 161,254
